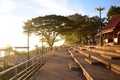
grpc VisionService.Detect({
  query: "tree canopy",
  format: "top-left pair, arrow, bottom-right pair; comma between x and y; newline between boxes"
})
107,6 -> 120,19
65,14 -> 103,45
23,14 -> 106,46
23,15 -> 73,49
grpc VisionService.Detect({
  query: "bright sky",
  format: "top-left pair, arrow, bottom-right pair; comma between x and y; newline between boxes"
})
0,0 -> 120,49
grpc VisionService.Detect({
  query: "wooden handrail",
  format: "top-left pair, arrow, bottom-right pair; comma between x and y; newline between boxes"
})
0,54 -> 48,80
0,47 -> 57,80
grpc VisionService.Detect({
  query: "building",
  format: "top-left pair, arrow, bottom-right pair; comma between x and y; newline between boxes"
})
101,14 -> 120,45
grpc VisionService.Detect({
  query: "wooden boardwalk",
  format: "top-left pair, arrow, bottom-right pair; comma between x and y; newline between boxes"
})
30,48 -> 86,80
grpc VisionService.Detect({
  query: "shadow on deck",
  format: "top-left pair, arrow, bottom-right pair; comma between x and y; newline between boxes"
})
30,48 -> 86,80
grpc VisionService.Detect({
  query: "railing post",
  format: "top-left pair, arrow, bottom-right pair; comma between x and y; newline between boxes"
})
25,62 -> 28,79
46,48 -> 47,54
15,67 -> 18,80
3,56 -> 6,69
32,59 -> 34,73
32,59 -> 34,66
0,53 -> 48,80
37,56 -> 39,68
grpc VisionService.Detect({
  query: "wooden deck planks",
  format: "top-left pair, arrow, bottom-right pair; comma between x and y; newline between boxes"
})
30,48 -> 86,80
70,50 -> 120,80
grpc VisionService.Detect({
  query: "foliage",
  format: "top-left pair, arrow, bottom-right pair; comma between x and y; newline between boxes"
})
66,14 -> 104,45
23,13 -> 106,46
23,15 -> 73,49
107,6 -> 120,19
5,45 -> 14,55
23,20 -> 34,35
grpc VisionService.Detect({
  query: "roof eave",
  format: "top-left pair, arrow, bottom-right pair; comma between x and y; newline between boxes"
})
101,27 -> 115,34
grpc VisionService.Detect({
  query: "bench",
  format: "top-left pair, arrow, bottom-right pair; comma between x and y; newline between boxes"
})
101,54 -> 120,60
74,49 -> 120,74
85,58 -> 101,65
111,63 -> 120,74
68,62 -> 80,71
69,50 -> 120,80
87,48 -> 120,56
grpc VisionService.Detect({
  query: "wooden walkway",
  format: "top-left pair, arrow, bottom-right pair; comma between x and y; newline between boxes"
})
30,48 -> 86,80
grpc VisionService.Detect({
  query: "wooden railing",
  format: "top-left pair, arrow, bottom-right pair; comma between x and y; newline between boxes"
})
0,54 -> 49,80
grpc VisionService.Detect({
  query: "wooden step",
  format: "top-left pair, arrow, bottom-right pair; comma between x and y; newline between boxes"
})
68,50 -> 120,80
74,50 -> 79,52
91,54 -> 120,74
116,50 -> 120,53
111,63 -> 120,74
81,48 -> 87,50
76,49 -> 120,74
66,52 -> 70,55
101,54 -> 120,60
85,58 -> 101,65
68,62 -> 80,71
78,50 -> 90,58
77,46 -> 87,50
87,48 -> 120,56
83,45 -> 120,55
95,46 -> 120,53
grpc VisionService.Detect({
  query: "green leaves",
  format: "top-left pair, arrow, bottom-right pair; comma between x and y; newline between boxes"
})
107,6 -> 120,19
23,15 -> 73,48
23,14 -> 106,46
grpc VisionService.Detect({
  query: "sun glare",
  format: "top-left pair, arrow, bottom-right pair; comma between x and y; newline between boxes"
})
0,51 -> 5,57
54,40 -> 65,46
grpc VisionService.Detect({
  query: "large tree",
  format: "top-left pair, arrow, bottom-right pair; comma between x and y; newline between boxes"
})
23,14 -> 105,46
23,15 -> 73,49
107,6 -> 120,19
66,14 -> 88,44
67,14 -> 104,45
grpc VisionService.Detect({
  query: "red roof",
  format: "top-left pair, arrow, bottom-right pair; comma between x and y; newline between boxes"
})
102,14 -> 120,34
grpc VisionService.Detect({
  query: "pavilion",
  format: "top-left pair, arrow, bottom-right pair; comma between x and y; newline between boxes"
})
102,14 -> 120,45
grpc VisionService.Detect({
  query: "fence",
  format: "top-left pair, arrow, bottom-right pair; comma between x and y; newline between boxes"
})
0,53 -> 49,80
